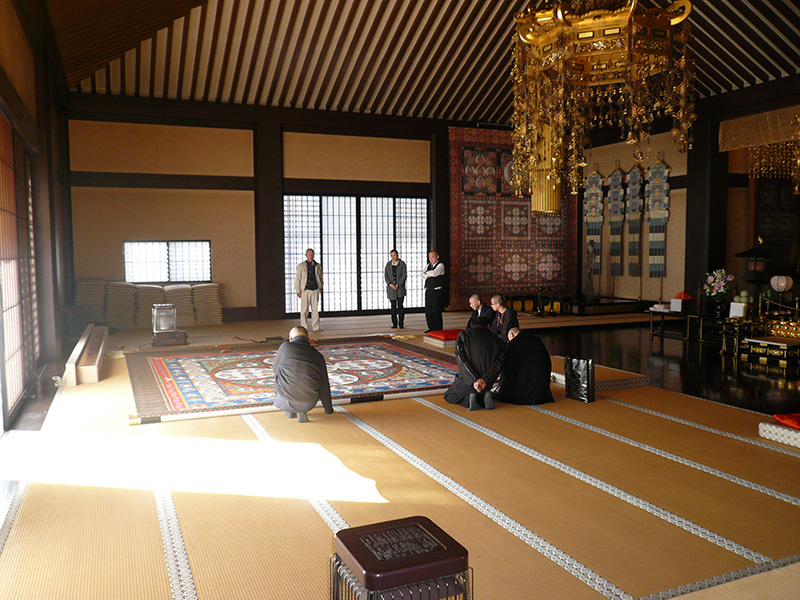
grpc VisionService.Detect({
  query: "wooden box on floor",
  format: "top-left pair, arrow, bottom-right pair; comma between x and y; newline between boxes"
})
330,516 -> 471,600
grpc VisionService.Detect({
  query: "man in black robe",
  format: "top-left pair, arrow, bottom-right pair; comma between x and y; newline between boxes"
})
466,293 -> 494,329
495,327 -> 554,405
272,326 -> 334,422
488,294 -> 519,342
444,317 -> 505,410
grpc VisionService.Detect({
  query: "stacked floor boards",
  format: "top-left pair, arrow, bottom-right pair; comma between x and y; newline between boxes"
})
1,361 -> 799,599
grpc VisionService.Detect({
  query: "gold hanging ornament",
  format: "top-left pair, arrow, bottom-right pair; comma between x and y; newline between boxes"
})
511,0 -> 695,213
747,115 -> 800,194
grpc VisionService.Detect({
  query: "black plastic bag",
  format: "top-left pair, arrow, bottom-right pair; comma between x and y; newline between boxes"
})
564,356 -> 595,403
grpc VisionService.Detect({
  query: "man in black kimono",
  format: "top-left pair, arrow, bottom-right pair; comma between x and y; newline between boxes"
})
495,327 -> 554,405
488,294 -> 519,342
466,293 -> 494,329
272,326 -> 334,422
444,317 -> 505,411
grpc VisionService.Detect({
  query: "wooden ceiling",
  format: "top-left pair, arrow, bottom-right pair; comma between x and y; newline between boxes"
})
47,0 -> 800,124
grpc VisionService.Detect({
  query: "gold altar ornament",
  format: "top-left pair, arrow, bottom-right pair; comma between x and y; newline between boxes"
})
511,0 -> 695,213
747,115 -> 800,194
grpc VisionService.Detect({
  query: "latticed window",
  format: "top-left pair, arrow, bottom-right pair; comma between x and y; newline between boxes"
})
283,194 -> 428,314
123,241 -> 211,283
0,116 -> 40,428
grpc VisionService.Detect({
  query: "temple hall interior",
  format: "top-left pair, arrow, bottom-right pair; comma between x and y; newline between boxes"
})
1,1 -> 800,599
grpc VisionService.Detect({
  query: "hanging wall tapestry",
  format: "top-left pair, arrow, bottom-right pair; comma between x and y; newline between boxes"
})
606,164 -> 626,277
448,127 -> 573,309
645,158 -> 671,278
584,169 -> 604,276
625,164 -> 644,277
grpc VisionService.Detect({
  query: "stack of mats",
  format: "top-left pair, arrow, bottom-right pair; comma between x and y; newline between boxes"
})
164,284 -> 196,328
105,282 -> 137,328
73,278 -> 106,322
192,283 -> 223,325
134,284 -> 167,328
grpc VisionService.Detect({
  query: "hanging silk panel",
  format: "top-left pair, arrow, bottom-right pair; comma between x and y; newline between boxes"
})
583,170 -> 604,276
645,160 -> 671,278
606,167 -> 626,277
625,165 -> 644,277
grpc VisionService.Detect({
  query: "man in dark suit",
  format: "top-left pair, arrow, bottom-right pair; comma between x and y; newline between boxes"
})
489,294 -> 519,342
384,249 -> 407,328
444,317 -> 505,411
466,293 -> 494,329
496,327 -> 554,405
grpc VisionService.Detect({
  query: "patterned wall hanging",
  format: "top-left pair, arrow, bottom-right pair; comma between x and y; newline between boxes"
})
606,164 -> 626,277
583,169 -> 604,276
625,164 -> 644,277
645,158 -> 671,278
448,127 -> 573,310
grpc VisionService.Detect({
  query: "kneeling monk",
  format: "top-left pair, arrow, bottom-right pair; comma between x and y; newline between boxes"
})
444,317 -> 505,410
272,326 -> 334,422
496,327 -> 554,405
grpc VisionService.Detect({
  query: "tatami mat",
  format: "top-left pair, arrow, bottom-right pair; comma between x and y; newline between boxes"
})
420,393 -> 800,562
332,399 -> 758,598
2,318 -> 798,599
541,387 -> 800,499
599,386 -> 786,444
0,483 -> 171,600
256,409 -> 609,600
172,493 -> 334,600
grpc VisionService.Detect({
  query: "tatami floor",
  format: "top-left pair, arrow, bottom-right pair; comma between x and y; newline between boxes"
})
1,312 -> 799,599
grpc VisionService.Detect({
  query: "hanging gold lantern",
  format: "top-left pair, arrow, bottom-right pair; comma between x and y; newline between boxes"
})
511,0 -> 695,213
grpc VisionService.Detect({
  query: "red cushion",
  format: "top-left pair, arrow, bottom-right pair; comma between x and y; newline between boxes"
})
774,413 -> 800,430
426,329 -> 461,341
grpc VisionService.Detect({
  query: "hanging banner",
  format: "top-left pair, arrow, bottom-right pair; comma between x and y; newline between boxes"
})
645,159 -> 671,279
583,169 -> 604,276
606,165 -> 626,277
625,165 -> 644,277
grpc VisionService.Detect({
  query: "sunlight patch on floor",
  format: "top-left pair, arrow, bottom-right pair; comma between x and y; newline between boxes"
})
0,430 -> 386,502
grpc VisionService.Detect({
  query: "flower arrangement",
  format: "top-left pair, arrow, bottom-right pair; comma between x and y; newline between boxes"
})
703,269 -> 734,300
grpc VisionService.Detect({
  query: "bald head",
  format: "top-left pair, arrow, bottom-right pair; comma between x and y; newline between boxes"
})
468,294 -> 482,310
508,327 -> 521,341
289,326 -> 309,341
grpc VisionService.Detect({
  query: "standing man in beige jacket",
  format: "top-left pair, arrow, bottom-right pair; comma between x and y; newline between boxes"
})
295,248 -> 323,332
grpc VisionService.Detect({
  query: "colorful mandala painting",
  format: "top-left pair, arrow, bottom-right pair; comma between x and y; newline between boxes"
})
146,341 -> 459,413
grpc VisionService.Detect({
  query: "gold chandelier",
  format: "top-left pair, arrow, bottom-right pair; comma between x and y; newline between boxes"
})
747,115 -> 800,194
511,0 -> 695,213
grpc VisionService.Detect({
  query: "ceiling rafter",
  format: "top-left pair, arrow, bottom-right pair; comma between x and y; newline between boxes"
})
62,0 -> 800,125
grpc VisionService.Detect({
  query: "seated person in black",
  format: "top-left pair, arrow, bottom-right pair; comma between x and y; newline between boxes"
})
495,327 -> 554,405
466,293 -> 495,329
444,317 -> 505,411
488,294 -> 519,342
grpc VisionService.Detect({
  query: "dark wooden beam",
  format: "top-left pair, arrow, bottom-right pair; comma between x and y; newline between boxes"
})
431,126 -> 450,302
254,122 -> 284,320
70,171 -> 255,190
284,179 -> 429,197
698,71 -> 800,121
68,90 -> 472,134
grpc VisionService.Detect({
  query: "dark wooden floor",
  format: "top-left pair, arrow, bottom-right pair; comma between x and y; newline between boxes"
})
536,324 -> 800,415
10,323 -> 800,431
